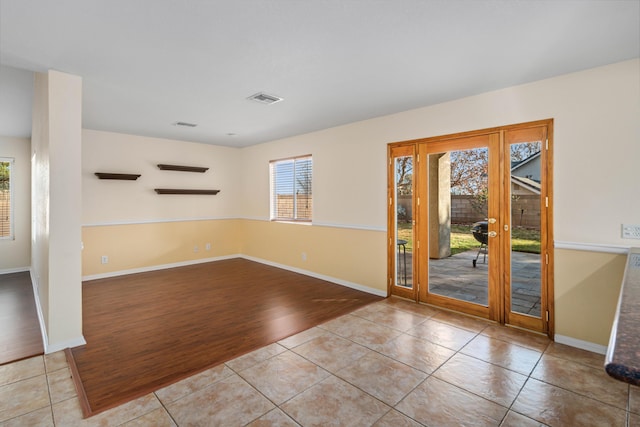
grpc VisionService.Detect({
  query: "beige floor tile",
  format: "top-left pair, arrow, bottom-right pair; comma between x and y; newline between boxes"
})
531,354 -> 628,409
0,357 -> 45,386
240,351 -> 329,405
430,310 -> 492,333
166,374 -> 274,425
481,325 -> 550,352
281,375 -> 390,426
351,303 -> 428,332
500,410 -> 547,426
246,408 -> 300,426
120,408 -> 176,426
154,363 -> 233,405
278,327 -> 330,349
460,334 -> 542,375
292,334 -> 372,373
225,343 -> 287,372
512,378 -> 626,426
0,375 -> 49,423
406,318 -> 477,351
47,367 -> 76,404
631,385 -> 640,414
544,342 -> 605,370
52,394 -> 162,427
372,409 -> 422,427
0,406 -> 53,427
380,298 -> 440,318
44,351 -> 68,373
319,314 -> 402,350
395,376 -> 507,426
630,412 -> 640,427
377,333 -> 455,374
336,352 -> 427,406
434,353 -> 527,407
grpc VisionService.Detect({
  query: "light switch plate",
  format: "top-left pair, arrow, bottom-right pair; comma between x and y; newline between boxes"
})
622,224 -> 640,239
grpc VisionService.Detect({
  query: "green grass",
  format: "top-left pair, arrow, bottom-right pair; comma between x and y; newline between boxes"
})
397,222 -> 540,255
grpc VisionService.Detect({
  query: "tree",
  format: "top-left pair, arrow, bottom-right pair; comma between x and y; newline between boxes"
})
396,157 -> 413,195
0,161 -> 9,191
450,142 -> 541,196
450,148 -> 488,195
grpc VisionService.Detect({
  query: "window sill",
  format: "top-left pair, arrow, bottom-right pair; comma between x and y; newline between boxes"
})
270,220 -> 312,225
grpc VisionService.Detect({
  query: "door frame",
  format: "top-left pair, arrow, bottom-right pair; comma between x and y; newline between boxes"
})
387,119 -> 554,338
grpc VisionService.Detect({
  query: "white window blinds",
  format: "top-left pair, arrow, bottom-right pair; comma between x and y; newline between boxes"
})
270,155 -> 312,221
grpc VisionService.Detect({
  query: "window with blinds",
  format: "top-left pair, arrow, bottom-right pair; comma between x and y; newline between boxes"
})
270,155 -> 312,221
0,158 -> 13,239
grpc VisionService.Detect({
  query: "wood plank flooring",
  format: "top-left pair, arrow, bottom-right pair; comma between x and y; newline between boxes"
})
0,272 -> 44,365
70,258 -> 382,416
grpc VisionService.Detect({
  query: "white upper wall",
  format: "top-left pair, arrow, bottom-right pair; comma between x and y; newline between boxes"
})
82,129 -> 241,225
240,59 -> 640,246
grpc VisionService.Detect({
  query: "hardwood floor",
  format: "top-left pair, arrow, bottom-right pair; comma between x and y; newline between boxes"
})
0,272 -> 44,365
69,258 -> 382,416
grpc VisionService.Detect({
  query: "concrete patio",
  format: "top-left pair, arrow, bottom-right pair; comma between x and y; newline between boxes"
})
397,249 -> 542,317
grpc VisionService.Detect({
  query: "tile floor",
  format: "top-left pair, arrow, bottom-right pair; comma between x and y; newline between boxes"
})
1,297 -> 638,426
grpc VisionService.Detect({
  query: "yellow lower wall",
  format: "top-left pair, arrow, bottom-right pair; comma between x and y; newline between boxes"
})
82,219 -> 243,277
82,218 -> 387,293
554,248 -> 626,347
239,220 -> 387,294
83,219 -> 628,349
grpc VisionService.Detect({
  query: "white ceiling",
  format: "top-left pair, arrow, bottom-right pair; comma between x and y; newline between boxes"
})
1,0 -> 638,147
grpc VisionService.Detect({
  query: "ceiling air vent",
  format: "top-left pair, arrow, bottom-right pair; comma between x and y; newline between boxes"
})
173,121 -> 198,127
247,92 -> 283,105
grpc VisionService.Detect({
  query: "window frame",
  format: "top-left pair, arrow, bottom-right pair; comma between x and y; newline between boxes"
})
269,154 -> 313,223
0,157 -> 15,240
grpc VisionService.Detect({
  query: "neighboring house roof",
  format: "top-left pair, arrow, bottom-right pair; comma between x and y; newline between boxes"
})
511,151 -> 541,171
511,175 -> 541,195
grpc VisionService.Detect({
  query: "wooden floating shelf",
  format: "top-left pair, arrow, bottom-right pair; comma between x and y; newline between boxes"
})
154,189 -> 220,195
157,164 -> 209,173
95,173 -> 141,180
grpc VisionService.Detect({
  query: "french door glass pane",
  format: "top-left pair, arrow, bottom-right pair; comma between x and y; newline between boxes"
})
509,141 -> 542,317
428,148 -> 489,306
395,156 -> 413,288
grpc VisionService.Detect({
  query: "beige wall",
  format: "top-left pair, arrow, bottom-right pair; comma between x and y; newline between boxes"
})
239,220 -> 386,295
82,130 -> 241,225
32,70 -> 84,352
0,136 -> 31,272
238,59 -> 639,349
82,219 -> 242,277
555,249 -> 627,347
81,130 -> 243,277
82,59 -> 640,350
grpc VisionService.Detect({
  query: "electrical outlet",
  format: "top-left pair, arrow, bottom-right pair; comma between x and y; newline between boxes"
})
193,246 -> 199,253
101,255 -> 108,264
205,243 -> 211,251
622,224 -> 640,239
301,252 -> 307,261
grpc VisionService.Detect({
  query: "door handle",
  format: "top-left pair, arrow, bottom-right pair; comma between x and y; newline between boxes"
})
488,231 -> 497,238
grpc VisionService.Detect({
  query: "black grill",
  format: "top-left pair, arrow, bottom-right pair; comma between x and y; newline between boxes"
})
471,221 -> 488,267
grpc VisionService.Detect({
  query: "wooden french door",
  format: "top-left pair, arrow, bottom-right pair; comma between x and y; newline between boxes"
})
388,120 -> 553,336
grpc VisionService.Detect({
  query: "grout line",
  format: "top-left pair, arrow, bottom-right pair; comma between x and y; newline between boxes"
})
153,391 -> 180,427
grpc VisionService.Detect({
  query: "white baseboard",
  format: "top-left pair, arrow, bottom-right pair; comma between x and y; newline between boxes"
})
554,334 -> 608,355
45,336 -> 87,354
0,266 -> 31,275
82,255 -> 241,281
29,268 -> 49,353
240,255 -> 388,298
29,268 -> 87,354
